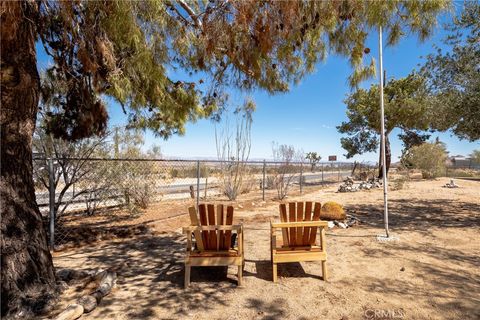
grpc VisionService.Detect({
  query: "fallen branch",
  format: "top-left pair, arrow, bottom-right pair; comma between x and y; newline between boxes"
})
54,304 -> 84,320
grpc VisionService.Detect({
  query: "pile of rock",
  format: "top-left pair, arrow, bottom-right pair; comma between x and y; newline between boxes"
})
443,179 -> 459,188
327,214 -> 362,229
54,268 -> 117,320
338,176 -> 381,192
338,176 -> 357,192
358,178 -> 381,190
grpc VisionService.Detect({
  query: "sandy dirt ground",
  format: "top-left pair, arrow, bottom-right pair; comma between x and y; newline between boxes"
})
48,177 -> 479,320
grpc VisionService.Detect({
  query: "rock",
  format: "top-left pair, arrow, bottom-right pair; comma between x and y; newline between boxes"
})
78,295 -> 97,313
56,269 -> 72,282
56,281 -> 69,292
400,267 -> 405,272
56,269 -> 89,283
444,179 -> 459,188
237,204 -> 243,209
337,222 -> 347,229
54,304 -> 84,320
339,177 -> 381,192
346,218 -> 358,227
95,270 -> 117,297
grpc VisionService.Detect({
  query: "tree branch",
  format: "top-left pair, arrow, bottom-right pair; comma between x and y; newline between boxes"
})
178,0 -> 202,28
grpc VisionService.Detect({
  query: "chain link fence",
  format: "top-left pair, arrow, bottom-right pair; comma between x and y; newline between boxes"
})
445,163 -> 480,179
33,157 -> 362,250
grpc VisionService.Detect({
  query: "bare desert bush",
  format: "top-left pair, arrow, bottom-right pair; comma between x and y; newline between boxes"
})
113,161 -> 159,213
272,143 -> 303,200
351,161 -> 377,181
392,176 -> 409,191
240,172 -> 258,194
33,121 -> 110,216
77,161 -> 119,215
216,100 -> 254,200
264,175 -> 276,190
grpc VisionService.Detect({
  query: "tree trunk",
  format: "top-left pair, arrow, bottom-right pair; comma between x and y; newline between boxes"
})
1,1 -> 56,318
378,133 -> 392,179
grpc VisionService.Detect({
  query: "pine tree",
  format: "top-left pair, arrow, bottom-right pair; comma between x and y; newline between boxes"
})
421,2 -> 480,141
338,74 -> 432,177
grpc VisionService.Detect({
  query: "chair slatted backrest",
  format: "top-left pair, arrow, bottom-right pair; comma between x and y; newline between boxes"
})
189,204 -> 234,251
279,202 -> 321,247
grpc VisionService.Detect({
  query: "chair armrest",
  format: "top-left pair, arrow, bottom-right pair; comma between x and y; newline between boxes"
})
271,221 -> 328,228
182,224 -> 243,233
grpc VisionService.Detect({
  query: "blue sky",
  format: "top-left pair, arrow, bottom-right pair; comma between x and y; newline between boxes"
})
37,8 -> 479,162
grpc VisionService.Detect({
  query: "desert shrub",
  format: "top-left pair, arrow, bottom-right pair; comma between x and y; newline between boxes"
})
447,168 -> 479,178
272,143 -> 303,199
265,175 -> 276,189
216,103 -> 253,200
169,168 -> 179,178
392,176 -> 409,191
321,202 -> 346,220
113,161 -> 158,213
404,142 -> 447,179
79,160 -> 119,215
353,164 -> 377,181
240,176 -> 257,194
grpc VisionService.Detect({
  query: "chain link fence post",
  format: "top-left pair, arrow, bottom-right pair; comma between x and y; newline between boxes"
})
262,160 -> 266,201
321,163 -> 324,183
196,160 -> 200,209
300,162 -> 303,194
48,158 -> 55,250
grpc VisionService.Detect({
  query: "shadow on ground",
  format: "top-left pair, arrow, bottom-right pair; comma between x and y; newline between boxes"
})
50,189 -> 479,319
353,243 -> 480,318
53,233 -> 242,318
348,198 -> 479,231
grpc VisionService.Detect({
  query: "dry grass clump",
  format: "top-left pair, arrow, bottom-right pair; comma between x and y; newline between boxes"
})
321,201 -> 346,220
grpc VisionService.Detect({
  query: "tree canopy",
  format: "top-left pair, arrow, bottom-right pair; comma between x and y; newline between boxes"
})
420,1 -> 480,141
337,73 -> 436,176
338,73 -> 431,157
33,0 -> 450,141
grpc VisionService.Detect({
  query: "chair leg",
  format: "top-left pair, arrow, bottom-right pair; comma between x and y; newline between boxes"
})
322,260 -> 328,281
238,265 -> 243,286
272,263 -> 278,283
184,264 -> 191,288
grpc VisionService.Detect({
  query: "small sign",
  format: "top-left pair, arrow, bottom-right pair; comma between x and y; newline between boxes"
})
328,155 -> 337,161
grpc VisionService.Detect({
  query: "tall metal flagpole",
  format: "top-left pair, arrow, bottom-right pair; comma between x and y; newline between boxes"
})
378,26 -> 389,238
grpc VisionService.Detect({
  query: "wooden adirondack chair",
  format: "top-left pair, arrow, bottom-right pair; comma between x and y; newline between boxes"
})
183,204 -> 244,287
270,201 -> 328,282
